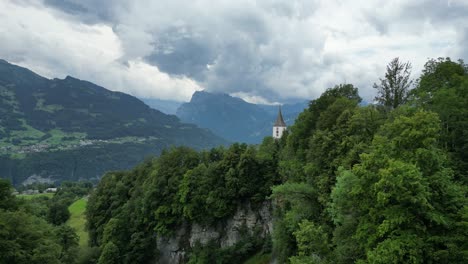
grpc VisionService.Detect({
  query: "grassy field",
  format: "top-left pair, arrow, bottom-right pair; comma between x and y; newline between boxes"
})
18,194 -> 90,248
67,197 -> 89,247
16,192 -> 54,199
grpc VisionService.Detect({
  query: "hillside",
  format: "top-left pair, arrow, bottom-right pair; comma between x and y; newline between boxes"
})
176,91 -> 307,143
85,58 -> 468,264
0,59 -> 226,185
140,98 -> 182,115
86,58 -> 468,263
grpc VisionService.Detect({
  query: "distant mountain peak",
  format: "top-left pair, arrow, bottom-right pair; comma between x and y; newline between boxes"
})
64,75 -> 78,80
176,91 -> 308,143
192,90 -> 232,100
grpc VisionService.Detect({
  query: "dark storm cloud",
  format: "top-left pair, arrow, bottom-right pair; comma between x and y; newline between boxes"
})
402,0 -> 468,22
141,7 -> 285,100
43,0 -> 124,23
44,0 -> 87,14
39,0 -> 328,101
145,35 -> 215,80
2,0 -> 467,103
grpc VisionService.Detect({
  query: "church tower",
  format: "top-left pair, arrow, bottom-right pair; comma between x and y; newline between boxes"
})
273,106 -> 287,139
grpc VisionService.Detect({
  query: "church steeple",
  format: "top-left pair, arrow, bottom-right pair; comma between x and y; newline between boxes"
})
274,106 -> 287,127
273,106 -> 287,139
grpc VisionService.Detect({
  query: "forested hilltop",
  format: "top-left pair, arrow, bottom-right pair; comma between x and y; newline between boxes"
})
0,60 -> 226,185
85,57 -> 467,263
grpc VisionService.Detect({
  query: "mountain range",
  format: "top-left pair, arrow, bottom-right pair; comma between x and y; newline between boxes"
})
0,59 -> 226,185
176,91 -> 308,143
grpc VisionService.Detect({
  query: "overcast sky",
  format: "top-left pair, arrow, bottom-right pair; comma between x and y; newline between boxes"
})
1,0 -> 467,103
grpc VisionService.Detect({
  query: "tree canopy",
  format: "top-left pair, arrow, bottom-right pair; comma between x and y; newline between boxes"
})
84,57 -> 467,263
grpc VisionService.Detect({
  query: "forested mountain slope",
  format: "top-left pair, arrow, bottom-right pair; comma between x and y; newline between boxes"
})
0,59 -> 226,185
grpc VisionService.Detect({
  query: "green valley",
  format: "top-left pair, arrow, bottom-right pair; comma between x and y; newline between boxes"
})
0,59 -> 227,185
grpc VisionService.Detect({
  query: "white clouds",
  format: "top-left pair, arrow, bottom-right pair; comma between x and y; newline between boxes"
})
0,0 -> 202,101
230,92 -> 280,105
119,60 -> 202,100
110,25 -> 152,62
1,0 -> 467,102
0,0 -> 121,77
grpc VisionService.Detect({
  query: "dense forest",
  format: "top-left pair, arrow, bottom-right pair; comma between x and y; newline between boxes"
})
0,180 -> 93,263
1,57 -> 467,263
85,57 -> 468,263
270,57 -> 468,264
86,142 -> 280,263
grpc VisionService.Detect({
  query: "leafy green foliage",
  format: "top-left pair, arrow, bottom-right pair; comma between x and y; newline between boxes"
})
98,242 -> 120,264
413,57 -> 467,98
77,246 -> 101,264
56,225 -> 79,263
290,220 -> 331,263
43,181 -> 93,226
0,178 -> 16,210
86,141 -> 279,263
0,179 -> 81,264
0,210 -> 62,264
47,200 -> 71,225
332,110 -> 466,263
27,56 -> 465,264
270,60 -> 467,264
286,84 -> 361,161
410,57 -> 468,183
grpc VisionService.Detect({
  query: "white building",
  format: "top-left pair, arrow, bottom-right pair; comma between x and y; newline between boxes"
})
45,187 -> 58,193
273,106 -> 287,139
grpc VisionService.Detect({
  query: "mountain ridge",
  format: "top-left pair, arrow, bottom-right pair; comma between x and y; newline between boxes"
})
176,91 -> 308,143
0,59 -> 227,185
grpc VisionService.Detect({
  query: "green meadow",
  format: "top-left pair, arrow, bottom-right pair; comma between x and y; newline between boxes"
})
16,192 -> 54,200
67,197 -> 89,247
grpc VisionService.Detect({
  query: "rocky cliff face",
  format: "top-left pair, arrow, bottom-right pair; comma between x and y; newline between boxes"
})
156,201 -> 273,264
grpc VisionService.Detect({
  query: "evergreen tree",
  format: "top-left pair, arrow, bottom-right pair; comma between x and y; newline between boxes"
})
374,57 -> 412,109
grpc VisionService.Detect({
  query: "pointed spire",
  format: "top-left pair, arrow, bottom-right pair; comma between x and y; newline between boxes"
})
274,105 -> 286,127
